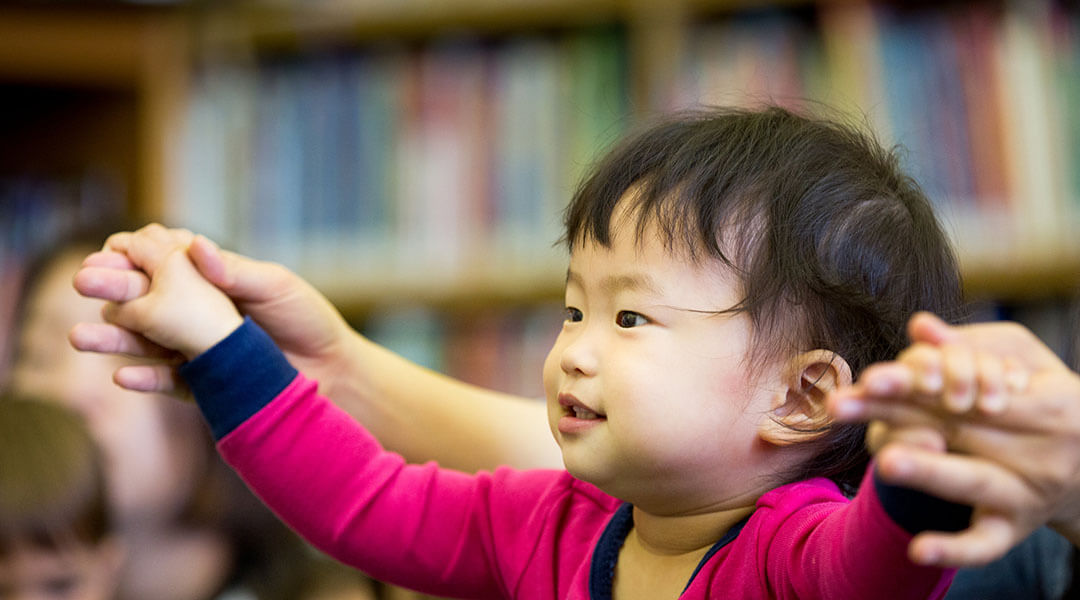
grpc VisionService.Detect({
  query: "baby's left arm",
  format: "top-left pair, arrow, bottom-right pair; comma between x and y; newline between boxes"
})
73,229 -> 243,361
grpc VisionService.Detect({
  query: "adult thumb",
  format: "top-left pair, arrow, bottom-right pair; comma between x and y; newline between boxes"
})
187,235 -> 293,305
188,235 -> 228,285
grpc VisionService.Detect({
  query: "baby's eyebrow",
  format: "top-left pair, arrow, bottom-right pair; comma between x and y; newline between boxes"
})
565,269 -> 662,296
601,274 -> 662,296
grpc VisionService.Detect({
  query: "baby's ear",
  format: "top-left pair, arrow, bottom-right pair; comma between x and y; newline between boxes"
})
758,350 -> 852,446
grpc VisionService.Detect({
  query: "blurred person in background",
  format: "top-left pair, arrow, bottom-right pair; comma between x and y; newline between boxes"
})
0,394 -> 123,600
6,228 -> 377,600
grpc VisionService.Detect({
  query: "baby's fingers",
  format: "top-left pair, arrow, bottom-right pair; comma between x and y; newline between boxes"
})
113,364 -> 189,397
73,266 -> 150,302
875,444 -> 1036,510
908,514 -> 1017,567
69,322 -> 177,360
117,224 -> 195,276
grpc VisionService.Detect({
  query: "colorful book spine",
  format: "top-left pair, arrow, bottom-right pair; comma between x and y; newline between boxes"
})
679,0 -> 1080,273
171,27 -> 631,289
364,303 -> 564,397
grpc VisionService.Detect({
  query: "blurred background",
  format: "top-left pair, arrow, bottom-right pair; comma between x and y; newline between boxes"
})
1,0 -> 1078,400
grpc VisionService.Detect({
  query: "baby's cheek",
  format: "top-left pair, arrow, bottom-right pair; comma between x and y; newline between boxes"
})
541,346 -> 561,396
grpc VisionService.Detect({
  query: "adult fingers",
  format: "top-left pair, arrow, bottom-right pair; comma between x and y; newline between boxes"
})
908,514 -> 1018,567
875,444 -> 1037,511
941,344 -> 977,413
69,322 -> 178,360
975,352 -> 1007,414
867,422 -> 945,454
857,362 -> 917,397
189,234 -> 295,303
113,364 -> 189,397
908,313 -> 1065,372
81,250 -> 136,270
73,266 -> 150,302
188,235 -> 229,287
897,343 -> 945,396
827,363 -> 916,422
829,386 -> 946,427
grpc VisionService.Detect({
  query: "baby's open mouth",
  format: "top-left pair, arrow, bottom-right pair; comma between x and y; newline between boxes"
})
571,405 -> 602,420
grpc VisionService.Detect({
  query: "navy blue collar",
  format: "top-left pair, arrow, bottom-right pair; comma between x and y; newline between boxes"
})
588,503 -> 750,599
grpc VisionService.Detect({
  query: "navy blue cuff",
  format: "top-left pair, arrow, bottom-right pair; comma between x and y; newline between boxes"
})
179,317 -> 298,440
874,472 -> 973,535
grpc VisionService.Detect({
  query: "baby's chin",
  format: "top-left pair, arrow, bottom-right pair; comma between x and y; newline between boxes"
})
557,445 -> 618,488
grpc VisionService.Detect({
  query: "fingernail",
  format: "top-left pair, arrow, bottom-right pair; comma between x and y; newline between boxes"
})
887,455 -> 913,478
866,377 -> 896,395
921,372 -> 943,393
945,389 -> 972,413
1005,370 -> 1029,394
834,399 -> 865,420
980,390 -> 1006,414
919,546 -> 941,566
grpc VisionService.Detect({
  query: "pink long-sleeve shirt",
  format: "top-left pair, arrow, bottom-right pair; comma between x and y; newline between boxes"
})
182,319 -> 956,599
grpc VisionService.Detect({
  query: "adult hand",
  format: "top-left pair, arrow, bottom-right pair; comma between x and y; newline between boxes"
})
829,313 -> 1080,566
71,224 -> 357,400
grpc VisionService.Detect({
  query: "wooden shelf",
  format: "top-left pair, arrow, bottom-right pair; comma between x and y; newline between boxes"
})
0,4 -> 191,220
0,7 -> 146,88
962,255 -> 1080,302
203,0 -> 626,47
312,260 -> 567,317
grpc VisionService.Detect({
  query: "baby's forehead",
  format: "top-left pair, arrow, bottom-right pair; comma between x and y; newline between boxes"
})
570,224 -> 736,275
567,241 -> 742,304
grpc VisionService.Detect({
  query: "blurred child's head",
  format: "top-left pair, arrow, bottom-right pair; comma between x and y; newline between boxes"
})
544,106 -> 962,506
0,396 -> 123,600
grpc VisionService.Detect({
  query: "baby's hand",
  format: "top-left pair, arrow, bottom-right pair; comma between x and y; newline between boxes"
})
855,341 -> 1029,420
74,228 -> 243,360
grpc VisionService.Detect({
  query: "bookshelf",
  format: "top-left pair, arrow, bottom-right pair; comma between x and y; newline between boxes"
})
3,0 -> 1080,387
171,0 -> 1080,306
0,4 -> 190,220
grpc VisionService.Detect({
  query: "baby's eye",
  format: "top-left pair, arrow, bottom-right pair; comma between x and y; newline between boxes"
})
615,311 -> 647,328
564,307 -> 583,323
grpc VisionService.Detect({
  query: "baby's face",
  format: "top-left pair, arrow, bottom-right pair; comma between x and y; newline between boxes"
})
0,539 -> 122,600
542,209 -> 784,513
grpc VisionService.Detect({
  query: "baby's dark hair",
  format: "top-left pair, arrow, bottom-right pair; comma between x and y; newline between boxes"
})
562,106 -> 964,493
0,395 -> 111,554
